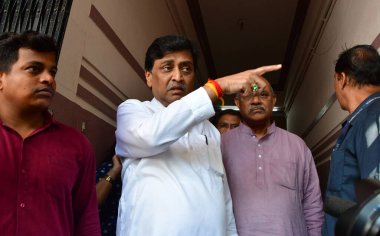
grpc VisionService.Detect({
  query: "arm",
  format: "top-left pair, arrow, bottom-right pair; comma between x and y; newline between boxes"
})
115,88 -> 215,158
96,155 -> 122,206
204,64 -> 282,102
115,64 -> 282,158
302,148 -> 324,236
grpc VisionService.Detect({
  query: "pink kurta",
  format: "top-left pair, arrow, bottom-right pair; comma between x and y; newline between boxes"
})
222,122 -> 324,236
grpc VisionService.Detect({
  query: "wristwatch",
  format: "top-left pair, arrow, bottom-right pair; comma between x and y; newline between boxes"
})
103,174 -> 114,184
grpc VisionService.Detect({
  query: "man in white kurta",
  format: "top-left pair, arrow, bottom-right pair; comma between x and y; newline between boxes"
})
115,35 -> 281,236
116,88 -> 235,235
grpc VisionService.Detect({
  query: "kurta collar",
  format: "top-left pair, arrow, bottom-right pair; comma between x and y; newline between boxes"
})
238,121 -> 276,137
150,97 -> 166,111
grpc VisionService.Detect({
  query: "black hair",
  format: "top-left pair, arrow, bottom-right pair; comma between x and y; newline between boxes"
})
144,35 -> 198,72
212,109 -> 242,126
0,31 -> 58,73
335,44 -> 380,86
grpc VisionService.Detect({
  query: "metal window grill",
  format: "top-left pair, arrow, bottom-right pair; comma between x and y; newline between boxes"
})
0,0 -> 73,57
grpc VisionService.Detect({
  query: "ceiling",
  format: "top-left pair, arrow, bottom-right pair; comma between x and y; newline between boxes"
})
187,0 -> 311,109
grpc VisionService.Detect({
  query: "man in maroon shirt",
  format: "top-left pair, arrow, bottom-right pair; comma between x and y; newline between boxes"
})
0,31 -> 100,235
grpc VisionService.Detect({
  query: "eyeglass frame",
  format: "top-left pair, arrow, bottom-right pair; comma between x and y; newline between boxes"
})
236,88 -> 275,101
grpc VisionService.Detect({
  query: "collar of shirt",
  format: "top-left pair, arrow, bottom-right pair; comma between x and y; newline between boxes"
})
151,97 -> 166,110
346,92 -> 380,125
0,111 -> 56,138
238,121 -> 276,137
334,92 -> 380,151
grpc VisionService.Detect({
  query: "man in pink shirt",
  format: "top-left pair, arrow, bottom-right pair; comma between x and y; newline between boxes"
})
0,31 -> 100,236
221,77 -> 324,236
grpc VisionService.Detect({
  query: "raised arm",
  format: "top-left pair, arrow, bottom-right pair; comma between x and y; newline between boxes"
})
204,65 -> 282,102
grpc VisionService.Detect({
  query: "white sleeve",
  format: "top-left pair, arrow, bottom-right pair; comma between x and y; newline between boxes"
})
115,87 -> 215,158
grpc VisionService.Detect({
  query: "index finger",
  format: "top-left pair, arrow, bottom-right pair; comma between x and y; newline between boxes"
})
251,64 -> 282,76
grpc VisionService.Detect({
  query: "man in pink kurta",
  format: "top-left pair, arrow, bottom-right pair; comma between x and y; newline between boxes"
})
221,77 -> 323,236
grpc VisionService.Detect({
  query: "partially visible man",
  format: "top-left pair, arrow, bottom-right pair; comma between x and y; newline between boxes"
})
0,31 -> 100,235
115,35 -> 281,235
213,109 -> 241,134
323,44 -> 380,236
221,78 -> 324,236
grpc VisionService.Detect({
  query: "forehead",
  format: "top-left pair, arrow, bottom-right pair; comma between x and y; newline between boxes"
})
154,50 -> 193,65
219,114 -> 240,122
16,48 -> 57,65
261,80 -> 273,92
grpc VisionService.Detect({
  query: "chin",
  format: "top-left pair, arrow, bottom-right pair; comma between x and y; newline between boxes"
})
249,115 -> 268,122
171,94 -> 184,101
32,101 -> 52,110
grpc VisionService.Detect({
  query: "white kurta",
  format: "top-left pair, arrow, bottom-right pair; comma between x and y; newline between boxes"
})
115,88 -> 237,236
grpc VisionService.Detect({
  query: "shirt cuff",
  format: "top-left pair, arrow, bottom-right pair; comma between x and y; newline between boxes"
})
182,87 -> 215,122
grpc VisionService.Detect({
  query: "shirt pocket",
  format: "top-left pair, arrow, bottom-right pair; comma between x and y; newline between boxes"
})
270,159 -> 297,190
207,139 -> 225,194
327,150 -> 345,191
189,134 -> 225,194
46,152 -> 78,199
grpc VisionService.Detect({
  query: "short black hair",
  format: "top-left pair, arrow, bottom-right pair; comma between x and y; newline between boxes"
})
335,44 -> 380,86
144,35 -> 198,72
0,31 -> 58,73
212,109 -> 242,126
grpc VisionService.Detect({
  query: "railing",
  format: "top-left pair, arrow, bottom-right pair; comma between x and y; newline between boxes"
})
0,0 -> 73,56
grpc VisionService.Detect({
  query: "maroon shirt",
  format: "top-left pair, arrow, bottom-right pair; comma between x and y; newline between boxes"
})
0,113 -> 100,236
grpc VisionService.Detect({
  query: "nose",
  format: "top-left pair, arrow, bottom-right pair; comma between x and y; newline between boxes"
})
250,93 -> 262,104
172,67 -> 183,82
40,71 -> 55,85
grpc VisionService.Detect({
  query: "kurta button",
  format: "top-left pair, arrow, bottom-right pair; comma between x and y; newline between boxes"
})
20,203 -> 25,208
258,155 -> 262,158
258,166 -> 262,170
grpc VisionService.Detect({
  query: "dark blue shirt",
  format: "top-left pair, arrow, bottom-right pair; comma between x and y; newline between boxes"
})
96,161 -> 122,236
323,92 -> 380,236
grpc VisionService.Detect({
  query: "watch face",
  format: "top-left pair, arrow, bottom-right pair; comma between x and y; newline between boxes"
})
105,175 -> 113,184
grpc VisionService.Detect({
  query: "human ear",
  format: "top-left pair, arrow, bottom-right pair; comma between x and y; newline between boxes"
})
145,70 -> 152,88
339,72 -> 348,89
0,72 -> 4,91
272,94 -> 277,107
234,96 -> 240,108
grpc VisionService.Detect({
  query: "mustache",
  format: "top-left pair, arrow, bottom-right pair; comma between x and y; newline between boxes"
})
249,105 -> 265,112
34,86 -> 55,95
166,82 -> 186,91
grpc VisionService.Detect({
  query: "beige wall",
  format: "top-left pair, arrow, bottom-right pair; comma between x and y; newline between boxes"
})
53,0 -> 380,168
285,0 -> 380,192
53,0 -> 207,164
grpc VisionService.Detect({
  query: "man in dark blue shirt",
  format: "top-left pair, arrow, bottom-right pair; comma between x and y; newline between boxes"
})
323,45 -> 380,235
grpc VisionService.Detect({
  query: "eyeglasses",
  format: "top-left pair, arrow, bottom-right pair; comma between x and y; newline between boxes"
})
238,90 -> 273,101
